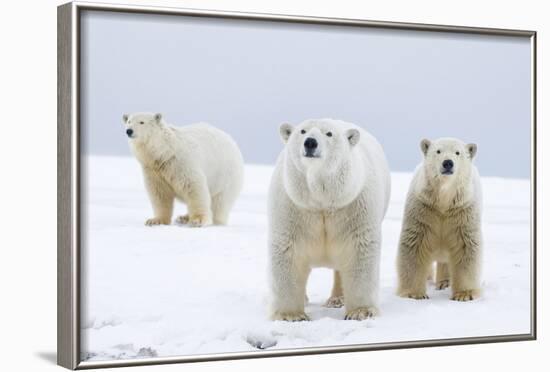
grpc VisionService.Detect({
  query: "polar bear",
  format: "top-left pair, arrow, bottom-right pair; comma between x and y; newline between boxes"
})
268,118 -> 391,321
396,138 -> 482,301
122,112 -> 244,227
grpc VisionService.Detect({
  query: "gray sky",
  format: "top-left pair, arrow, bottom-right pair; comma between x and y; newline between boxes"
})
81,10 -> 532,178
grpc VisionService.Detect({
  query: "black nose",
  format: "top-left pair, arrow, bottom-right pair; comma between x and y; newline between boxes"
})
304,137 -> 318,150
442,159 -> 454,170
126,128 -> 133,137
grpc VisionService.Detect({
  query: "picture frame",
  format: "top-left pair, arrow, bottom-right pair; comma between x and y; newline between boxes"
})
57,1 -> 537,369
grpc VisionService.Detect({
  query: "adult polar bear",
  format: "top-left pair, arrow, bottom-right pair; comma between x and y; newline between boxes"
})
268,118 -> 391,321
123,112 -> 243,227
397,138 -> 482,301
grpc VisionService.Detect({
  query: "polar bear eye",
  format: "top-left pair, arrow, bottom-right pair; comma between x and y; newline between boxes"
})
139,121 -> 145,125
326,132 -> 332,137
456,151 -> 460,155
436,150 -> 441,154
300,129 -> 306,134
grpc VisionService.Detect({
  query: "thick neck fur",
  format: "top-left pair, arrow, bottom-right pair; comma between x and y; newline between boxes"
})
416,166 -> 474,212
283,151 -> 365,211
129,124 -> 176,170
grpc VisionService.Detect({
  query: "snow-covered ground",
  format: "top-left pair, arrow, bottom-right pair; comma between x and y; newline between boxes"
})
80,156 -> 532,361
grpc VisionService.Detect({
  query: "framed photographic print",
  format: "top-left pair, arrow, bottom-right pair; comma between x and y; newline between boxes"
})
57,1 -> 537,369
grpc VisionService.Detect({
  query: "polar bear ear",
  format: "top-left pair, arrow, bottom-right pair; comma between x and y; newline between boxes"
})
154,113 -> 162,122
420,139 -> 431,156
467,143 -> 477,159
279,123 -> 293,143
122,114 -> 129,124
346,128 -> 360,147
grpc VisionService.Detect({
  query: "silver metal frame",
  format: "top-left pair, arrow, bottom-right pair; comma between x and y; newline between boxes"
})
57,1 -> 537,369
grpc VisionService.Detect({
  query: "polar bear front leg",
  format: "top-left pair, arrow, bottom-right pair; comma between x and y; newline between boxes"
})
178,174 -> 212,227
396,219 -> 432,300
341,234 -> 381,320
143,169 -> 174,226
269,244 -> 311,321
450,228 -> 481,301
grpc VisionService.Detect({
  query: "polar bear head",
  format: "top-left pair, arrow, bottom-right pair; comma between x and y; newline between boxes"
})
279,119 -> 364,210
420,137 -> 477,181
280,119 -> 360,172
122,112 -> 164,142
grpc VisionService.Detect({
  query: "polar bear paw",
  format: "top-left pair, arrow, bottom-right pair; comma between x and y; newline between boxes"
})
435,279 -> 450,290
399,290 -> 429,300
145,217 -> 171,226
175,214 -> 189,225
344,307 -> 377,320
325,296 -> 344,308
187,214 -> 212,227
451,289 -> 479,301
271,311 -> 310,322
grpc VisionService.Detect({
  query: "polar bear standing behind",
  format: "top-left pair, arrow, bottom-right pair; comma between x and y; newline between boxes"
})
268,118 -> 391,321
123,112 -> 243,227
397,138 -> 482,301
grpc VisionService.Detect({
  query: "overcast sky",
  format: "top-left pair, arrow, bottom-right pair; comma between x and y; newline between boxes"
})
81,10 -> 532,178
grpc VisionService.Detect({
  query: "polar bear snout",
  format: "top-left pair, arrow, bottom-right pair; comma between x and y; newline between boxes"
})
441,159 -> 454,175
126,128 -> 134,138
303,137 -> 320,158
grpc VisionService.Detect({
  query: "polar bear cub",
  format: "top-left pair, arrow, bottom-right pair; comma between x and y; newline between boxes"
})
123,112 -> 244,227
268,118 -> 391,321
397,138 -> 482,301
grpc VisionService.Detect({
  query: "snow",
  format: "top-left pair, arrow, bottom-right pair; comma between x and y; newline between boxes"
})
80,155 -> 532,361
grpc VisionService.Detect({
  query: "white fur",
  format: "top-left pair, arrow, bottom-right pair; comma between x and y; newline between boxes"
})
396,137 -> 483,301
268,118 -> 391,321
123,112 -> 244,227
